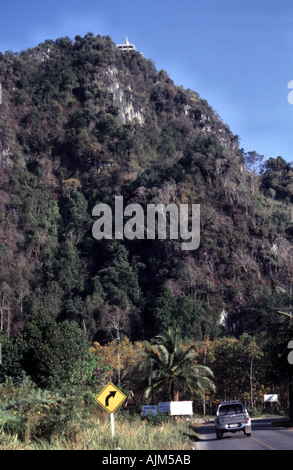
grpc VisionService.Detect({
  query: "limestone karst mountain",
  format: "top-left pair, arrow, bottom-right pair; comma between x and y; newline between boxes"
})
1,33 -> 293,342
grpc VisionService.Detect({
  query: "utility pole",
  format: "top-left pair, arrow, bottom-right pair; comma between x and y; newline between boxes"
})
150,359 -> 154,405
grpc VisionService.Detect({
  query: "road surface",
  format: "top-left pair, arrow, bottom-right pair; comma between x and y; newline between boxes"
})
196,418 -> 293,450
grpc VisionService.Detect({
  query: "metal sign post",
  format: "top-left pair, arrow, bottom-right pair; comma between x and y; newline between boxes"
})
95,382 -> 127,440
110,412 -> 115,438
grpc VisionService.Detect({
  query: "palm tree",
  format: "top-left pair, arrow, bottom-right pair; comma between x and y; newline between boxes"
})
141,328 -> 215,402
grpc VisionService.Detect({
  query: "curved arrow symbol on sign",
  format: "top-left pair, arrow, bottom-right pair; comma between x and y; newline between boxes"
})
105,390 -> 117,407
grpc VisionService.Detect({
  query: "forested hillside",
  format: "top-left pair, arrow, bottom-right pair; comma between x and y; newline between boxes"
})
1,33 -> 293,345
0,34 -> 293,442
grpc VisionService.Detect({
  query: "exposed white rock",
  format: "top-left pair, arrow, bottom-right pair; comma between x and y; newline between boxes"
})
106,66 -> 145,124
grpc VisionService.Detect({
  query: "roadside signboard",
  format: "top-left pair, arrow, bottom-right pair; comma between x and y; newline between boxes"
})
264,394 -> 278,403
95,382 -> 127,438
142,405 -> 158,416
95,382 -> 127,414
158,402 -> 170,413
170,401 -> 193,416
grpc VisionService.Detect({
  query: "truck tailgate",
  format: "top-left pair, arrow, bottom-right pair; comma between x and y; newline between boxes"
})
219,414 -> 247,426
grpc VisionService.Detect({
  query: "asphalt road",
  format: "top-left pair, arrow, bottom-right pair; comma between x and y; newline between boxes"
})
196,418 -> 293,450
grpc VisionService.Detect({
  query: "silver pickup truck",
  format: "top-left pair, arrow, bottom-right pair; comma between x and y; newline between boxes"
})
214,401 -> 252,439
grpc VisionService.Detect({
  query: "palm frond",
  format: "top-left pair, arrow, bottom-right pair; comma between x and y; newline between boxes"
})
140,327 -> 216,401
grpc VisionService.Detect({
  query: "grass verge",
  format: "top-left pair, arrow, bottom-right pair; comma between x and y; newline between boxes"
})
0,413 -> 199,450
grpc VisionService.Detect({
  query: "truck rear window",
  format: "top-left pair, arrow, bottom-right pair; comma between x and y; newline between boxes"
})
218,404 -> 244,415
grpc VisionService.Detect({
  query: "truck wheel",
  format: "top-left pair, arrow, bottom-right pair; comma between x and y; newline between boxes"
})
244,427 -> 251,436
216,430 -> 223,440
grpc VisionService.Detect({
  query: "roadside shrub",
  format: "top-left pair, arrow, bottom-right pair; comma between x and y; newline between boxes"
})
0,377 -> 56,441
0,376 -> 97,443
141,413 -> 169,426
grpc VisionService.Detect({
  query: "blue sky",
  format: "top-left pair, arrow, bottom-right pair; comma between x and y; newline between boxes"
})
1,0 -> 293,162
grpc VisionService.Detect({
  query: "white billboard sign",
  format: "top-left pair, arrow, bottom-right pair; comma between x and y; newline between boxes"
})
264,394 -> 278,403
170,401 -> 193,416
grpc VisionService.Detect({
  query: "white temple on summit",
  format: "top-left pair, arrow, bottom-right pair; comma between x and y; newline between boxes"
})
117,37 -> 136,53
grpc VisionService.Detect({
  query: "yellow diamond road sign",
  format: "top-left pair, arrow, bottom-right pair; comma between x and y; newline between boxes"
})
95,382 -> 127,414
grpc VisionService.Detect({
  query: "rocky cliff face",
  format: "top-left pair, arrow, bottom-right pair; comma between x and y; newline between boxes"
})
106,65 -> 145,124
